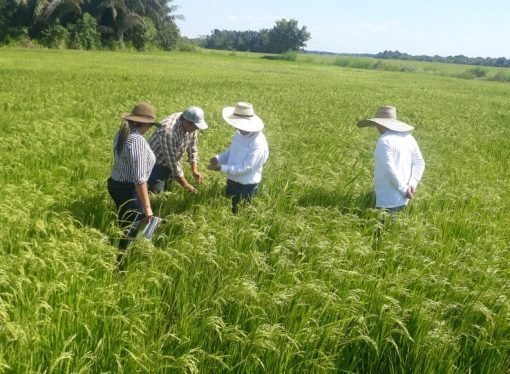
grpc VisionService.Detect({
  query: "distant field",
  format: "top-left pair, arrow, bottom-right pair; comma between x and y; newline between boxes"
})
0,48 -> 509,372
204,48 -> 510,82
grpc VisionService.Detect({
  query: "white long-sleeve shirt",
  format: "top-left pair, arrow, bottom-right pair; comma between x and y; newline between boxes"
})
217,131 -> 269,185
374,131 -> 425,208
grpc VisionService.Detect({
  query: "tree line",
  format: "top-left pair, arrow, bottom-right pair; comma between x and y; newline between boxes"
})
193,19 -> 311,54
375,50 -> 510,68
0,0 -> 185,50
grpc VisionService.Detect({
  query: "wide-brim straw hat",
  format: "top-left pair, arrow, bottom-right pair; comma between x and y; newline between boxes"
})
222,102 -> 264,132
121,102 -> 158,125
357,106 -> 414,132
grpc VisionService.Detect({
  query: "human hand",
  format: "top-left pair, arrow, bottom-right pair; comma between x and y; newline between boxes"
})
192,170 -> 204,183
143,207 -> 153,224
207,164 -> 221,171
405,185 -> 416,199
184,184 -> 197,194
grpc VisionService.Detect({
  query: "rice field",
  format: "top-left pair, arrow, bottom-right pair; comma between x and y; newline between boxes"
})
0,48 -> 509,372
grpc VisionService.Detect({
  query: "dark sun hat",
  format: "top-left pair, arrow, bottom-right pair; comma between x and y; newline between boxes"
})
121,102 -> 159,125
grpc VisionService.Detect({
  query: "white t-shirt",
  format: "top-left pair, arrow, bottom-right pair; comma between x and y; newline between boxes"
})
374,131 -> 425,208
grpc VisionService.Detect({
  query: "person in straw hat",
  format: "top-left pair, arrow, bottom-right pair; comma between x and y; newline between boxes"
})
148,106 -> 208,194
358,105 -> 425,212
107,102 -> 159,260
208,102 -> 269,213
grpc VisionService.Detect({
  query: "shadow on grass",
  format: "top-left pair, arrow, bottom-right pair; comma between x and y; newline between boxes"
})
261,53 -> 297,62
151,178 -> 227,217
62,192 -> 113,233
297,188 -> 375,216
58,178 -> 226,236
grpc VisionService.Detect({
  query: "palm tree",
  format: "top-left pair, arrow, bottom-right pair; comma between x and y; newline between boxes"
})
86,0 -> 141,43
138,0 -> 182,50
42,0 -> 84,21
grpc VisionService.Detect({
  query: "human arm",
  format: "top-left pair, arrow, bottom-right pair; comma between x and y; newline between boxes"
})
186,132 -> 203,182
135,182 -> 153,223
207,146 -> 230,172
207,155 -> 221,171
219,145 -> 266,176
176,175 -> 197,194
408,141 -> 425,189
207,160 -> 220,171
128,136 -> 154,223
216,148 -> 230,165
159,127 -> 197,192
375,140 -> 408,197
405,140 -> 425,199
160,135 -> 183,179
191,162 -> 204,183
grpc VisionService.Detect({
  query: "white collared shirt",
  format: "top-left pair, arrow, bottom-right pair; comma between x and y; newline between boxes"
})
374,131 -> 425,208
217,130 -> 269,185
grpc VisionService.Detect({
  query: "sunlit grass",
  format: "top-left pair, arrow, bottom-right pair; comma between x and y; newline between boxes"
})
0,48 -> 509,372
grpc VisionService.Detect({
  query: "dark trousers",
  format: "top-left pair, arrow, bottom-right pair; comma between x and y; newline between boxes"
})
148,163 -> 173,193
226,179 -> 258,214
107,178 -> 143,251
383,205 -> 406,214
373,205 -> 406,249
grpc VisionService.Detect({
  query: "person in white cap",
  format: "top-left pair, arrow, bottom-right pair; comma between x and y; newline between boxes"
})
208,102 -> 269,213
148,106 -> 208,194
358,106 -> 425,212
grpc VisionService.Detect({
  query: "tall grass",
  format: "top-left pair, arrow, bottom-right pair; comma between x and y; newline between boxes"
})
0,48 -> 509,372
278,52 -> 510,82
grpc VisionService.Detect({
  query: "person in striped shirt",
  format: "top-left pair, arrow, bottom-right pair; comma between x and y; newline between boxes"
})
148,106 -> 208,194
107,102 -> 158,254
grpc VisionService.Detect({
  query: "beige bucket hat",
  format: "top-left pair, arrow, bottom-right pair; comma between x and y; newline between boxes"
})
222,102 -> 264,132
121,102 -> 158,124
357,106 -> 414,132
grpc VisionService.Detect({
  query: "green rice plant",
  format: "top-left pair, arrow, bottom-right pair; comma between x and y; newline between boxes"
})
0,48 -> 509,372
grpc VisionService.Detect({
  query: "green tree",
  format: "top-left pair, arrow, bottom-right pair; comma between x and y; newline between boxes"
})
41,0 -> 84,23
41,18 -> 69,48
267,18 -> 310,53
69,12 -> 99,49
156,17 -> 178,50
130,16 -> 157,51
0,0 -> 183,49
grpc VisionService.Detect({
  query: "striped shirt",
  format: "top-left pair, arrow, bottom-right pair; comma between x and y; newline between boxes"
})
149,113 -> 199,178
111,128 -> 156,184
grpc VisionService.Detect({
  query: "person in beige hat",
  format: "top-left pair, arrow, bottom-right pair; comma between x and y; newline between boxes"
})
107,102 -> 158,261
207,102 -> 269,213
148,106 -> 208,194
358,105 -> 425,212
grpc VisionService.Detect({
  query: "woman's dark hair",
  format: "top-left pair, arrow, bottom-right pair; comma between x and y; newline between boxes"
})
116,120 -> 141,155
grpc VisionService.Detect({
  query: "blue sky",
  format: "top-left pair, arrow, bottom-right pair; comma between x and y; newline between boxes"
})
176,0 -> 509,58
